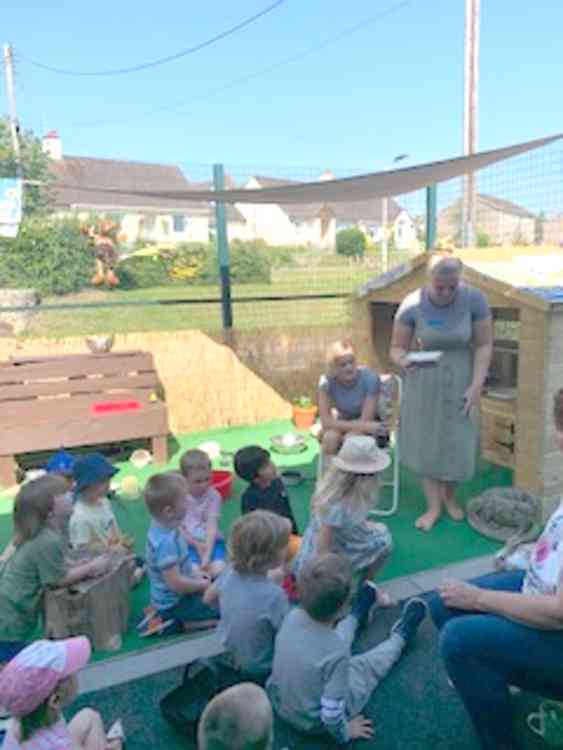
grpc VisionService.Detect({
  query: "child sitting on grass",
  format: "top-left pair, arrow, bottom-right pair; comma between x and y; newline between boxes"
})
0,476 -> 110,664
145,472 -> 219,633
69,453 -> 143,586
179,449 -> 226,579
204,510 -> 291,682
293,435 -> 393,598
267,553 -> 427,745
0,636 -> 123,750
234,445 -> 301,562
198,682 -> 274,750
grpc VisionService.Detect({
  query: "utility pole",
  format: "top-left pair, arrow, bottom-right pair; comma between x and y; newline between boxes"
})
3,43 -> 21,170
461,0 -> 480,247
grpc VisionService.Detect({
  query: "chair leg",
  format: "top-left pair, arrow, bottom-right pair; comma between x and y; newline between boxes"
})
151,436 -> 168,464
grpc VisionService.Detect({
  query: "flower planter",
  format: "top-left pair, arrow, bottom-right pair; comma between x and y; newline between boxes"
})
292,404 -> 317,430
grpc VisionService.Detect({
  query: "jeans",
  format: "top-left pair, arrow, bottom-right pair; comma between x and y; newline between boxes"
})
429,571 -> 563,750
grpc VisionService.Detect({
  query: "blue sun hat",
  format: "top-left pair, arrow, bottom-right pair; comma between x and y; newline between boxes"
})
45,449 -> 75,477
73,453 -> 118,492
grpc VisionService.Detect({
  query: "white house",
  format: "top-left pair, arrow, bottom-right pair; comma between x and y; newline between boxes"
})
233,176 -> 336,249
333,196 -> 418,250
44,131 -> 210,244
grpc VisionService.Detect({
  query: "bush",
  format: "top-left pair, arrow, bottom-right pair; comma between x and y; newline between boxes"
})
336,227 -> 366,258
0,217 -> 93,296
476,231 -> 491,248
118,254 -> 172,289
120,240 -> 272,288
162,242 -> 209,282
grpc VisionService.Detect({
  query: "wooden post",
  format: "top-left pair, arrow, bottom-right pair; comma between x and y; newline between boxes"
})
425,184 -> 437,250
213,164 -> 233,330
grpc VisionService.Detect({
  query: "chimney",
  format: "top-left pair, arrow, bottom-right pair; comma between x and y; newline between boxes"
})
42,130 -> 62,160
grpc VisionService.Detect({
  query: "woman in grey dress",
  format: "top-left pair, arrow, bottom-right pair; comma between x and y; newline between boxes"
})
390,255 -> 493,531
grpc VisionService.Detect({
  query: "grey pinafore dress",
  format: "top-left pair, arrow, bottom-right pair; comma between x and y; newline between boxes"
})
399,290 -> 479,482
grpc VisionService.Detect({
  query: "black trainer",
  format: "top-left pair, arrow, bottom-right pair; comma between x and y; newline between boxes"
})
350,582 -> 378,629
391,597 -> 427,644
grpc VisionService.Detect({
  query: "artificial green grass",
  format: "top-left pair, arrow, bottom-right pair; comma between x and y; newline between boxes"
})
0,419 -> 511,661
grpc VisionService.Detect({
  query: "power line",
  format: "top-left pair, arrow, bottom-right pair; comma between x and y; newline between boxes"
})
16,0 -> 288,77
69,0 -> 414,129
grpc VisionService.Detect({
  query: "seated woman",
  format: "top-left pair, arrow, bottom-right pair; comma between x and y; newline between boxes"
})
317,339 -> 385,475
429,389 -> 563,750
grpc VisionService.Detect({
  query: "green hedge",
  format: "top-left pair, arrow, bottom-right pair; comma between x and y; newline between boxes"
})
0,217 -> 93,296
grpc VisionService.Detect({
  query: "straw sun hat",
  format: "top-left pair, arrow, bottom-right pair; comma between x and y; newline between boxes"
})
332,435 -> 390,474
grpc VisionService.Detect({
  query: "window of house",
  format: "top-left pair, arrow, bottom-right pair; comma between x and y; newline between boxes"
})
173,215 -> 186,233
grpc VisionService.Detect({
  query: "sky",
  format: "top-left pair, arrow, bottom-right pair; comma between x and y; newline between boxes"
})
3,0 -> 563,180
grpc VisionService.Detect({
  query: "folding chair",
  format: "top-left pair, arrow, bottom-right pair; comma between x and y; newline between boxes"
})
314,374 -> 402,518
369,373 -> 402,517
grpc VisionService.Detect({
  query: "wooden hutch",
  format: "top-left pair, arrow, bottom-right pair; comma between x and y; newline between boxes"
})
351,251 -> 563,516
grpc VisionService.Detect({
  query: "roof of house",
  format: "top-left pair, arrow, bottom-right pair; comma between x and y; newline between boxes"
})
190,179 -> 246,223
251,176 -> 407,224
357,251 -> 563,309
49,156 -> 210,215
332,197 -> 403,224
477,194 -> 536,219
251,176 -> 329,222
440,193 -> 536,220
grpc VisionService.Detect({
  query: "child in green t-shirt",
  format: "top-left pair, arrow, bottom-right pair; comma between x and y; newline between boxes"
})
0,476 -> 110,663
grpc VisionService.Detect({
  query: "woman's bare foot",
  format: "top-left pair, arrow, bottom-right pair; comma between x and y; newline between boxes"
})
415,509 -> 441,531
443,498 -> 465,521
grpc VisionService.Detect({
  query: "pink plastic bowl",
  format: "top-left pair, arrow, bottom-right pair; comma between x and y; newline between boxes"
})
212,470 -> 233,501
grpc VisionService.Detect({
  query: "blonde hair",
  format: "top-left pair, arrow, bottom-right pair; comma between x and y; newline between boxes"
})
228,511 -> 290,575
13,475 -> 67,543
312,465 -> 380,518
428,253 -> 463,277
179,449 -> 211,478
326,338 -> 355,371
144,471 -> 187,517
198,683 -> 273,750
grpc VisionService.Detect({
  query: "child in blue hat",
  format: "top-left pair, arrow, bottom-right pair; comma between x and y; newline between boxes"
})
69,454 -> 144,585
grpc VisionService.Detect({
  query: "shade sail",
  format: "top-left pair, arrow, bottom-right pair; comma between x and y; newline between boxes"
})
57,133 -> 562,205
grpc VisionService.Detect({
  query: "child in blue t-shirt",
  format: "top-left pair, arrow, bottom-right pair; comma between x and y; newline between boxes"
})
144,472 -> 219,632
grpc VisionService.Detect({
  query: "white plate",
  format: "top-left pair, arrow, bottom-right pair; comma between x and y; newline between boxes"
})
406,351 -> 443,365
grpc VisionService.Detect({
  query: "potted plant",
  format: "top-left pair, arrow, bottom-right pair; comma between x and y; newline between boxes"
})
292,396 -> 317,430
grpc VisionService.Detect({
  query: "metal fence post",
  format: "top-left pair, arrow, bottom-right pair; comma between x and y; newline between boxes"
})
425,184 -> 437,250
213,163 -> 233,329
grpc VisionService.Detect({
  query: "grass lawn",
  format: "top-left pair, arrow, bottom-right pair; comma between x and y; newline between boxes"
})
25,265 -> 376,338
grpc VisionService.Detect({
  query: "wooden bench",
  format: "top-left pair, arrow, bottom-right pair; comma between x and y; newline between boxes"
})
0,350 -> 170,488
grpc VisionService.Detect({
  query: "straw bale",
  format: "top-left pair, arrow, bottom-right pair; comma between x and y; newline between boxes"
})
0,330 -> 291,433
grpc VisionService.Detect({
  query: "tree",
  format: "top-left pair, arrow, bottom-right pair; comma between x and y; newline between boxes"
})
0,118 -> 52,215
336,227 -> 366,258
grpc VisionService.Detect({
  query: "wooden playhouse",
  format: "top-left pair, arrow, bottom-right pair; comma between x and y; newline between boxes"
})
351,250 -> 563,515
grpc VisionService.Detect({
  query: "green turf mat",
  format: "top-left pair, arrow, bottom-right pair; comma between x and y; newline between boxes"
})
0,419 -> 511,662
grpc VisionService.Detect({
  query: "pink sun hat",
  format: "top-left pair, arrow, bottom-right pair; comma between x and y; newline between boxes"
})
0,637 -> 91,716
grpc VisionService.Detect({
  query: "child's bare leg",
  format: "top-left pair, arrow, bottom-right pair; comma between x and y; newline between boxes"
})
68,708 -> 107,750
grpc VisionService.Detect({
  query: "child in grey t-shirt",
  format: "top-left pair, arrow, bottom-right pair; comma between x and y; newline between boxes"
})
204,510 -> 292,680
267,553 -> 427,745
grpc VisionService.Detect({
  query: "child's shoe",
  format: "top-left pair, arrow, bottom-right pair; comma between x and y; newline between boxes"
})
391,597 -> 427,644
350,582 -> 378,629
